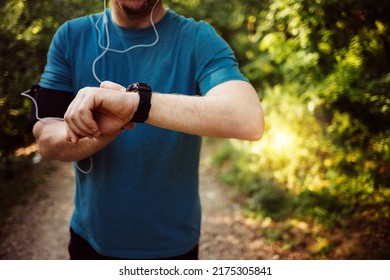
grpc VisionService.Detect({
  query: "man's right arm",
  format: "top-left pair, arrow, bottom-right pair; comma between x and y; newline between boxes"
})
33,119 -> 115,162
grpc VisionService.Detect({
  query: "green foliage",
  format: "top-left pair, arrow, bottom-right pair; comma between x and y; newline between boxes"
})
248,181 -> 293,220
206,0 -> 390,258
1,0 -> 389,259
0,0 -> 101,177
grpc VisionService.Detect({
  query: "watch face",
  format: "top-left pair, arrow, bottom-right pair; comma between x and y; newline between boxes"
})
126,82 -> 151,93
126,83 -> 138,92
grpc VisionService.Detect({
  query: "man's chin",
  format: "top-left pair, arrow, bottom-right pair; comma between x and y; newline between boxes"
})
119,0 -> 153,18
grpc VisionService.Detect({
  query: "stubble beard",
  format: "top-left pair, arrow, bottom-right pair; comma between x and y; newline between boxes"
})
115,0 -> 159,19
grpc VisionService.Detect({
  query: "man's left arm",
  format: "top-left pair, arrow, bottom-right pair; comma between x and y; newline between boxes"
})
64,80 -> 264,143
147,80 -> 264,141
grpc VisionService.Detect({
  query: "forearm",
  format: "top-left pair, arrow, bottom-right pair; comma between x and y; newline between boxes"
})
33,120 -> 114,162
63,80 -> 264,142
147,81 -> 264,141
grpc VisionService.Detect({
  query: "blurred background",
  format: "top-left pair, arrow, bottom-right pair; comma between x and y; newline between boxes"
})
0,0 -> 389,259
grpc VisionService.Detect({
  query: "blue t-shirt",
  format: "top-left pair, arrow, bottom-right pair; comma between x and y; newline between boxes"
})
39,9 -> 247,259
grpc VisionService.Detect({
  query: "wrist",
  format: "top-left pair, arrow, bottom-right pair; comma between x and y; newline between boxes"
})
95,133 -> 118,142
126,82 -> 152,123
126,92 -> 140,122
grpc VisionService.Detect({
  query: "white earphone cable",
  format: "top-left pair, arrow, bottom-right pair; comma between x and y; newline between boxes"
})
21,0 -> 160,174
21,90 -> 93,174
92,0 -> 160,83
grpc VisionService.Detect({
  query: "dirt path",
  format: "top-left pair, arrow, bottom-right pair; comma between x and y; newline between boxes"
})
0,144 -> 281,260
0,161 -> 74,260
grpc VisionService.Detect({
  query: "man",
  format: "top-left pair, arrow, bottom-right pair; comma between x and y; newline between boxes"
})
32,0 -> 264,259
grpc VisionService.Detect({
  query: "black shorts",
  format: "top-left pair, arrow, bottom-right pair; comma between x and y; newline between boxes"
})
68,228 -> 199,260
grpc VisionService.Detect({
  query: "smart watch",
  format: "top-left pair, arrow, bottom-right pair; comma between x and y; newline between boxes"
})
126,82 -> 152,123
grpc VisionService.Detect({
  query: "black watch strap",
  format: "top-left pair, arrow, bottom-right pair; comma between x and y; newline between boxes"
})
126,82 -> 152,123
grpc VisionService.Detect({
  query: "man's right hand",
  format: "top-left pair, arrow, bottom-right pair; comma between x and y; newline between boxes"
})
64,81 -> 139,143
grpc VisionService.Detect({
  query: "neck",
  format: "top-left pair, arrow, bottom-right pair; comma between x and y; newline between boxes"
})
111,2 -> 166,28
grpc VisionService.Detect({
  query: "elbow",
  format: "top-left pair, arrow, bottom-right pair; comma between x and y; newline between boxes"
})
35,138 -> 74,162
242,115 -> 265,141
239,90 -> 265,141
33,124 -> 54,161
238,105 -> 265,141
248,127 -> 264,142
35,139 -> 55,161
32,121 -> 70,162
33,129 -> 50,161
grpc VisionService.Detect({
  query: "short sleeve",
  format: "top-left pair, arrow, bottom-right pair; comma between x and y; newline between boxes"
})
39,22 -> 74,93
195,22 -> 248,95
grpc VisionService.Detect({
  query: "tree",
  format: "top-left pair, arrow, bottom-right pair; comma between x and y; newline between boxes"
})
0,0 -> 101,177
212,0 -> 390,258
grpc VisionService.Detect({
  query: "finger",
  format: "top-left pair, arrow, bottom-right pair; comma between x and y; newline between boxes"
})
64,90 -> 91,137
64,122 -> 80,144
65,133 -> 73,143
64,95 -> 85,140
65,88 -> 100,138
123,122 -> 136,130
77,92 -> 101,136
114,127 -> 126,135
100,81 -> 126,91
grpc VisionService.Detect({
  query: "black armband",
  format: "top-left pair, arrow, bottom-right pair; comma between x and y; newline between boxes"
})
27,85 -> 74,130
